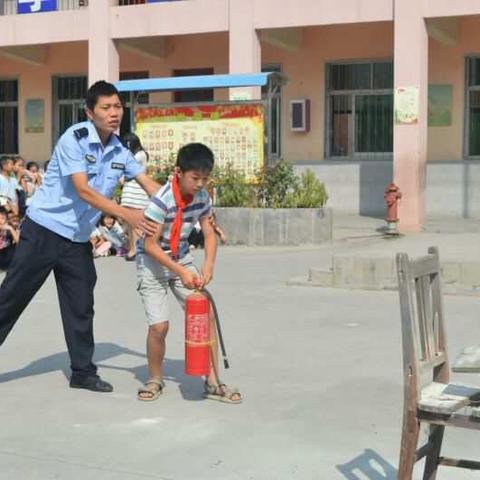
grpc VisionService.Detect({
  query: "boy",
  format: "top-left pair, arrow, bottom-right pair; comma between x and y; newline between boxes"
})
137,143 -> 241,403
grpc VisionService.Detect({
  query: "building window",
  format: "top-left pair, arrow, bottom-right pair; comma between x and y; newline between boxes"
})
120,71 -> 149,137
262,64 -> 282,159
0,79 -> 18,154
465,57 -> 480,157
52,76 -> 88,141
173,68 -> 214,103
326,61 -> 393,159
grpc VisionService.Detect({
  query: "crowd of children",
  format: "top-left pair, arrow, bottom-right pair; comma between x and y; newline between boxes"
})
0,154 -> 43,270
0,136 -> 228,270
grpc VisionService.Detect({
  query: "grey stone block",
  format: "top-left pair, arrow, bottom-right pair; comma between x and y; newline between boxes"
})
214,207 -> 332,246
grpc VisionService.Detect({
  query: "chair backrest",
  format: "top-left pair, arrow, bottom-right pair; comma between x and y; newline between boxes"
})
396,247 -> 449,400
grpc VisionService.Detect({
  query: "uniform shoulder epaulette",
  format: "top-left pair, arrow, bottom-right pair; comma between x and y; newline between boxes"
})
73,127 -> 89,140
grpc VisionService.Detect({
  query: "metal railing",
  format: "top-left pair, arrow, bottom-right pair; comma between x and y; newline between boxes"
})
0,0 -> 88,16
118,0 -> 181,5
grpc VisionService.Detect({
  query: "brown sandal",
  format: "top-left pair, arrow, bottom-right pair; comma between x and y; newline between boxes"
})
137,379 -> 164,402
204,382 -> 242,404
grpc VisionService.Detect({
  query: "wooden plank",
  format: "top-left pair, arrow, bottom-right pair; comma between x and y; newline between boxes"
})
419,352 -> 447,372
439,457 -> 480,469
419,382 -> 480,414
411,254 -> 438,278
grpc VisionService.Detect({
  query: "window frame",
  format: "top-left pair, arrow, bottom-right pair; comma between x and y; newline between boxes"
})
463,56 -> 480,160
325,58 -> 394,160
262,63 -> 282,160
0,77 -> 19,154
52,74 -> 88,142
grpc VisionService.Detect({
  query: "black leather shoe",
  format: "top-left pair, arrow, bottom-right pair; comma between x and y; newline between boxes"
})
70,374 -> 113,393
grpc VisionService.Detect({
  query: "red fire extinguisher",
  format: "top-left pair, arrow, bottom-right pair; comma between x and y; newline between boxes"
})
185,289 -> 211,376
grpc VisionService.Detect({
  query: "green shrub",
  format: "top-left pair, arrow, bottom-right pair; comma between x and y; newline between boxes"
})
149,156 -> 175,185
285,169 -> 328,208
213,164 -> 256,207
256,159 -> 298,208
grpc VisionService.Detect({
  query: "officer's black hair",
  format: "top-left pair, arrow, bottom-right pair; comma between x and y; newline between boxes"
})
0,155 -> 13,171
85,81 -> 121,111
176,143 -> 214,174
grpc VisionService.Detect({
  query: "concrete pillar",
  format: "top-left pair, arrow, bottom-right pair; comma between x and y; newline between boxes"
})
393,0 -> 428,232
88,0 -> 119,86
228,0 -> 261,100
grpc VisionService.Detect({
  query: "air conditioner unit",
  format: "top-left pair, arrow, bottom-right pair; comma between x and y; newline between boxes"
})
289,99 -> 310,132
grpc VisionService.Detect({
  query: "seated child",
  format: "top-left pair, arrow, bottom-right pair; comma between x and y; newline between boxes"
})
91,214 -> 127,258
188,211 -> 227,249
24,161 -> 42,206
136,142 -> 241,404
0,206 -> 19,270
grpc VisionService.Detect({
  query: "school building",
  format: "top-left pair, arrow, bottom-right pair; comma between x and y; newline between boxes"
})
1,0 -> 480,230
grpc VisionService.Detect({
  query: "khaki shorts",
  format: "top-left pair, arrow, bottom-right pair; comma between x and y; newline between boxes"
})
136,252 -> 199,325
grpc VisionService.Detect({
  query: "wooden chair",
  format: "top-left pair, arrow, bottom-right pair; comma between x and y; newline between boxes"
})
396,246 -> 480,479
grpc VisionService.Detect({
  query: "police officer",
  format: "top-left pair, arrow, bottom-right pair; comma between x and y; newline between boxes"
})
0,81 -> 159,393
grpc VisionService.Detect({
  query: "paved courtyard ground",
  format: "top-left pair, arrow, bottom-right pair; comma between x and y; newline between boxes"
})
1,222 -> 480,479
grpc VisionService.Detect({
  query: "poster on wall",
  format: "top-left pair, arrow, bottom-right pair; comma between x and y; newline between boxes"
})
25,99 -> 44,133
17,0 -> 57,14
394,86 -> 419,125
134,103 -> 264,178
428,85 -> 453,127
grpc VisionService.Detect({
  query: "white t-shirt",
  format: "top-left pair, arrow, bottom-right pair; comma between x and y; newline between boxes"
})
120,150 -> 149,209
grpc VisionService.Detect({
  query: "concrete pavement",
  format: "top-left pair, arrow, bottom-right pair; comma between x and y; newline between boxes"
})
0,218 -> 480,479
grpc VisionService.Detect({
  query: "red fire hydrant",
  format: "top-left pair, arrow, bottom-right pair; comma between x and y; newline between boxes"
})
384,182 -> 402,235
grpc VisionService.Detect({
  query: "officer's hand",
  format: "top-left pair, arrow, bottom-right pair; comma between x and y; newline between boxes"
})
123,209 -> 158,237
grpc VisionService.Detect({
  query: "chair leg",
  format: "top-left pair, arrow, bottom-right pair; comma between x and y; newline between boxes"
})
398,411 -> 421,480
422,425 -> 445,480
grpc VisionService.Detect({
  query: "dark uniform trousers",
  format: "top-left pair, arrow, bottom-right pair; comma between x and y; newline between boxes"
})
0,217 -> 97,377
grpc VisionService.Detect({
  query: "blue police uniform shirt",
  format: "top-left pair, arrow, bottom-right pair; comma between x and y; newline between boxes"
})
27,120 -> 144,242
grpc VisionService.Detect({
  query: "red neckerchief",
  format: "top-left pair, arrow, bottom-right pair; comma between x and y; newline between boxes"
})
170,174 -> 193,259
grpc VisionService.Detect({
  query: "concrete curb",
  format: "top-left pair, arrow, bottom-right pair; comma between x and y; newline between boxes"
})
287,256 -> 480,296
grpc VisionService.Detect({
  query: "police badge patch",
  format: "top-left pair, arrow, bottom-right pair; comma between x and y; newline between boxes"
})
85,154 -> 96,164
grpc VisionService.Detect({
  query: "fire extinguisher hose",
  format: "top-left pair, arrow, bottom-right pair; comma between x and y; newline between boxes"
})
202,288 -> 230,369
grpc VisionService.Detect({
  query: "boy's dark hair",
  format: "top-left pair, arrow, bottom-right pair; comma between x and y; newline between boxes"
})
13,155 -> 24,164
85,81 -> 121,111
0,155 -> 13,170
0,206 -> 7,217
176,143 -> 214,173
26,161 -> 39,170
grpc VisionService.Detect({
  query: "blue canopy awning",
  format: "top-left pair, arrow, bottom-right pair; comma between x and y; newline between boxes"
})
115,72 -> 277,93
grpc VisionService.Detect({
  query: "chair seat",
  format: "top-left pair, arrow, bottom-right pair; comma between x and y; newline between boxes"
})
419,382 -> 480,415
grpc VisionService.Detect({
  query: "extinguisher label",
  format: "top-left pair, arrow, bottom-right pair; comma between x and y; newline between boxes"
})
186,314 -> 210,343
